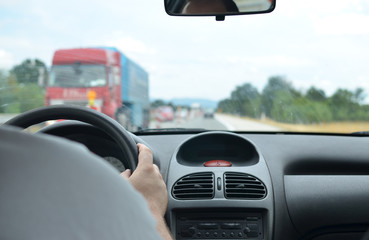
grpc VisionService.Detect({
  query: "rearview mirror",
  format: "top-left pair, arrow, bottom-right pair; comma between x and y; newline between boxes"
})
165,0 -> 276,20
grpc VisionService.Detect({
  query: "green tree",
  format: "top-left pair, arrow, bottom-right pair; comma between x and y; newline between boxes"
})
10,59 -> 48,86
0,72 -> 18,113
0,63 -> 45,113
218,75 -> 369,124
295,97 -> 332,123
151,99 -> 167,108
151,99 -> 176,110
16,84 -> 44,112
218,99 -> 236,113
0,70 -> 7,87
353,87 -> 366,104
306,87 -> 326,102
357,104 -> 369,120
270,90 -> 297,123
261,76 -> 301,118
329,89 -> 358,121
230,83 -> 261,117
0,71 -> 7,112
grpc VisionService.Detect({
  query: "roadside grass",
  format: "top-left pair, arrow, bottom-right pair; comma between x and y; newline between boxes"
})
239,116 -> 369,134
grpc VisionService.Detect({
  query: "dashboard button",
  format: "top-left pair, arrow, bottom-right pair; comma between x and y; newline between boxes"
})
243,227 -> 251,233
189,227 -> 196,234
247,223 -> 258,230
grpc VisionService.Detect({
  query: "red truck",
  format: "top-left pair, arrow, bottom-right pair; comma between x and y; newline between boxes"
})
45,47 -> 150,131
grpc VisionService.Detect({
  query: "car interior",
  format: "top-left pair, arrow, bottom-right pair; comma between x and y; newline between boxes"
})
3,104 -> 369,240
1,0 -> 369,240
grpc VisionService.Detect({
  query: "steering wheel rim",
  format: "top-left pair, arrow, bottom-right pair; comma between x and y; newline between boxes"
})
4,104 -> 138,170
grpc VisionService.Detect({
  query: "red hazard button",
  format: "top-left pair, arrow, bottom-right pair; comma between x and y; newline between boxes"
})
204,160 -> 232,167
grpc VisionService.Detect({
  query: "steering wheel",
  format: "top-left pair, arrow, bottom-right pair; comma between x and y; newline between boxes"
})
4,105 -> 138,170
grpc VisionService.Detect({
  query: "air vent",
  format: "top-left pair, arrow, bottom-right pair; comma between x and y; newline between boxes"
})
224,172 -> 267,199
172,172 -> 214,200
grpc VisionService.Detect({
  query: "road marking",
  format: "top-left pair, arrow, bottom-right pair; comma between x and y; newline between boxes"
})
214,115 -> 235,131
215,114 -> 282,131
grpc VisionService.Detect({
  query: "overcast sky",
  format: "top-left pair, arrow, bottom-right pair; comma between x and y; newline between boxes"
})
1,0 -> 369,101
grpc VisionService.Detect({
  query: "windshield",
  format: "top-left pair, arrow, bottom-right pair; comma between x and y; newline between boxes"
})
1,0 -> 369,133
49,65 -> 107,88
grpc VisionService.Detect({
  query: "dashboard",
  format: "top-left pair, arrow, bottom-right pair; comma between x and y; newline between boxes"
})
40,121 -> 369,240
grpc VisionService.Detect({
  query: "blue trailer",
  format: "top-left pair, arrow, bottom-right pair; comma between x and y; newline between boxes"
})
98,47 -> 150,131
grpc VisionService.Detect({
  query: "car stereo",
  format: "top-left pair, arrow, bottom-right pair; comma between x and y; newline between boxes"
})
175,210 -> 263,239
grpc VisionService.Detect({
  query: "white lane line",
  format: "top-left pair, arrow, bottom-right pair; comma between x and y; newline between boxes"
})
214,114 -> 235,131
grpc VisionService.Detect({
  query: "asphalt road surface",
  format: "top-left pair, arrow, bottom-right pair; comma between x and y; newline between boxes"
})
150,114 -> 282,131
150,115 -> 228,130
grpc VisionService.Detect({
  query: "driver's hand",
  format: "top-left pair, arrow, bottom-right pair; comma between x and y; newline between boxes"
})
120,143 -> 168,218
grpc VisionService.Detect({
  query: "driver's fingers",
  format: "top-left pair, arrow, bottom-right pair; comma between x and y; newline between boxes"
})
137,143 -> 153,167
120,169 -> 132,179
153,164 -> 163,180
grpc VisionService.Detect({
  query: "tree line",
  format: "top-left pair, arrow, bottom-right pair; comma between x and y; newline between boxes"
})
0,59 -> 47,113
217,76 -> 369,124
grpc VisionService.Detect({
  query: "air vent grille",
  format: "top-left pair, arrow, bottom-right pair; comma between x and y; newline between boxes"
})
224,172 -> 267,199
172,172 -> 214,200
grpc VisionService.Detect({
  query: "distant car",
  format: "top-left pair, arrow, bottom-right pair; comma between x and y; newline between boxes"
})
204,109 -> 214,118
155,106 -> 174,122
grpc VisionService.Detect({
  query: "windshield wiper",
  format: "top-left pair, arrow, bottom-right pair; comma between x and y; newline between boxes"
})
135,128 -> 206,133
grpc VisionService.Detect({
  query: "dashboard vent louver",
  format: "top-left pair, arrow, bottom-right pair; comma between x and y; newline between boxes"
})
224,172 -> 267,199
172,172 -> 214,200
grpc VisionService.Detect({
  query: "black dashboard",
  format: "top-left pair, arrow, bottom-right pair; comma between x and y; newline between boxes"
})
40,122 -> 369,240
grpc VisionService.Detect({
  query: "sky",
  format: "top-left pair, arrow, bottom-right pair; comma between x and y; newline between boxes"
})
0,0 -> 369,102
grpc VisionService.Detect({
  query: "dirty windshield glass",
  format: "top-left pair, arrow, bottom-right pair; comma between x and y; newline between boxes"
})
1,0 -> 369,133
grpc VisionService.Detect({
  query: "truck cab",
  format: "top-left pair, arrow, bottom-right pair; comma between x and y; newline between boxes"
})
46,48 -> 149,131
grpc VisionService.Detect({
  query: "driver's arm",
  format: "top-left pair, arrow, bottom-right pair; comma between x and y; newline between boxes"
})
121,143 -> 173,240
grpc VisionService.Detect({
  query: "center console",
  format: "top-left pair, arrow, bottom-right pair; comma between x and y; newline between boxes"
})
165,132 -> 274,240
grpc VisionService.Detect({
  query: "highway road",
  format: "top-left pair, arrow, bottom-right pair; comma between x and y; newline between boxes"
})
150,113 -> 282,131
1,113 -> 282,132
215,114 -> 282,131
150,115 -> 228,130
